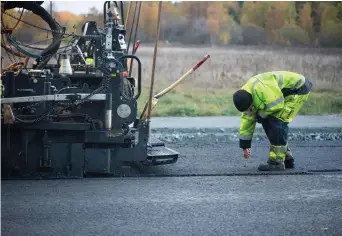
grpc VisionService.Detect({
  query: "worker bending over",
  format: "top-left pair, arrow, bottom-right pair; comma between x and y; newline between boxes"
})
233,71 -> 312,171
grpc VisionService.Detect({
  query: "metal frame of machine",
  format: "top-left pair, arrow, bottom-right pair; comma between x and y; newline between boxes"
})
1,1 -> 210,179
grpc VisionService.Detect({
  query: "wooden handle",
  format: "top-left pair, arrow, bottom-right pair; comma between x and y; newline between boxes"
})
154,69 -> 193,99
154,54 -> 210,99
140,55 -> 211,120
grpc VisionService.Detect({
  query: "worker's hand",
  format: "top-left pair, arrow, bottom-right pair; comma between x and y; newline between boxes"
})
243,148 -> 251,159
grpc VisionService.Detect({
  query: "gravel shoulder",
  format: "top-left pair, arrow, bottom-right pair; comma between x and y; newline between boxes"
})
150,115 -> 342,129
150,115 -> 342,144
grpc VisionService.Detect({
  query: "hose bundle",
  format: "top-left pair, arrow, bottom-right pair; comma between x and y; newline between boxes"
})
2,1 -> 63,68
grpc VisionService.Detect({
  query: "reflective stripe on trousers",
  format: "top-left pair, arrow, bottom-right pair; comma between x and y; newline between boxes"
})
270,145 -> 288,153
269,144 -> 288,160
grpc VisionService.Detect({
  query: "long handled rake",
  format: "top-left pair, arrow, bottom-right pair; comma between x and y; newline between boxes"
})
140,54 -> 210,120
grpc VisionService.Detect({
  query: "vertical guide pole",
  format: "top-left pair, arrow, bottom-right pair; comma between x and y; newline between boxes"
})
125,1 -> 133,29
125,1 -> 133,69
146,1 -> 162,125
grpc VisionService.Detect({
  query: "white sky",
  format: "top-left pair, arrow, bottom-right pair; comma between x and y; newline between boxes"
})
42,1 -> 105,15
42,1 -> 181,15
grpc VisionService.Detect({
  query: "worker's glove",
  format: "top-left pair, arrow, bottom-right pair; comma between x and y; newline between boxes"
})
243,148 -> 251,159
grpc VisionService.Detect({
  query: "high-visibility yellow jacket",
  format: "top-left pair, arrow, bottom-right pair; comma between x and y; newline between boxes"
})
238,71 -> 312,149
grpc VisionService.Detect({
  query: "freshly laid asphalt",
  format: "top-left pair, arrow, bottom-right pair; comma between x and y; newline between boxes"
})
2,115 -> 342,236
2,175 -> 342,236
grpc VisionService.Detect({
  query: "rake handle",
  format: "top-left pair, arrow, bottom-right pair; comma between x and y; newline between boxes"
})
154,54 -> 210,99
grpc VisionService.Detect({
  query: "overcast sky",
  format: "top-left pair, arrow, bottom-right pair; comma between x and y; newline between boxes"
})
41,1 -> 180,15
42,1 -> 103,15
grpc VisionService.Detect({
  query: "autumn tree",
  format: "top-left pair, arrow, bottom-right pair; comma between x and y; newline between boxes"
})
321,2 -> 342,29
177,1 -> 210,34
319,2 -> 342,47
2,1 -> 342,47
138,2 -> 160,41
298,2 -> 314,42
294,1 -> 306,24
179,1 -> 209,22
265,2 -> 287,41
226,1 -> 243,24
206,2 -> 232,45
285,1 -> 297,25
240,1 -> 271,28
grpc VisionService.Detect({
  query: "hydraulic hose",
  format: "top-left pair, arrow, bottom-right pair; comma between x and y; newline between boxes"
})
3,1 -> 62,65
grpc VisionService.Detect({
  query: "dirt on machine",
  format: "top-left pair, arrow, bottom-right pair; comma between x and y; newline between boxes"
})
0,1 -> 210,179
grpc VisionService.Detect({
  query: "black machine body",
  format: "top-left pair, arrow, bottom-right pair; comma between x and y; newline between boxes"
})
1,1 -> 178,179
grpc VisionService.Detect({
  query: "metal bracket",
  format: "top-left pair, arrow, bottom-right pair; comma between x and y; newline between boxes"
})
40,131 -> 52,168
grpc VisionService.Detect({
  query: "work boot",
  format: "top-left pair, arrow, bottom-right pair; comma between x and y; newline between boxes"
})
258,159 -> 285,171
284,149 -> 295,169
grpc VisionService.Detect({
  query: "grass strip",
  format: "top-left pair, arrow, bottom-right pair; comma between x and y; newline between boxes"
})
137,87 -> 342,117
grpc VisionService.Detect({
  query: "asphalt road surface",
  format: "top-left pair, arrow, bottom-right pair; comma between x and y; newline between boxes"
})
2,116 -> 342,236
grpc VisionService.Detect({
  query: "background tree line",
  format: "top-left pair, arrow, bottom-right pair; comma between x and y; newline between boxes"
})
3,1 -> 342,48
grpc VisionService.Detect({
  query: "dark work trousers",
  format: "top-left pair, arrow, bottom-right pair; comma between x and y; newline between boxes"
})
259,115 -> 289,148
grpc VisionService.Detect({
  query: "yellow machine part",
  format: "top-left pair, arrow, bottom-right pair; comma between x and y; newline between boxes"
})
85,58 -> 94,65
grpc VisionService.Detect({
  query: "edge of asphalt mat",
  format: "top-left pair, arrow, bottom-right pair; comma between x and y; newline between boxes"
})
3,166 -> 341,181
3,171 -> 342,181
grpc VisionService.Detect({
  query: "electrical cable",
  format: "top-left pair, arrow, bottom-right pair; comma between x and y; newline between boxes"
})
2,3 -> 101,68
10,8 -> 24,31
1,11 -> 62,38
2,2 -> 63,63
1,38 -> 26,59
15,37 -> 75,51
7,35 -> 44,59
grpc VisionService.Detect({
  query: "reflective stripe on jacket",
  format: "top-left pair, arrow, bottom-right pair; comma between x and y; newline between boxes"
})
238,71 -> 312,149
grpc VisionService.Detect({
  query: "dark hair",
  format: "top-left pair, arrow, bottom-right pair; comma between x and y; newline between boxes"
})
233,89 -> 253,112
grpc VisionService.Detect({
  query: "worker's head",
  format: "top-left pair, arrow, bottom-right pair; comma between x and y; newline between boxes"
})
233,89 -> 253,112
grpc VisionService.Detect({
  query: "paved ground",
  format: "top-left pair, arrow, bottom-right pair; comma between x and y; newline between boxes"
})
2,175 -> 342,236
2,116 -> 342,236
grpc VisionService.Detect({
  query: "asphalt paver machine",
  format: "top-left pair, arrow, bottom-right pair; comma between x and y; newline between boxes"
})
0,1 -> 209,178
